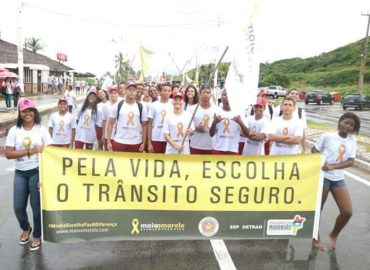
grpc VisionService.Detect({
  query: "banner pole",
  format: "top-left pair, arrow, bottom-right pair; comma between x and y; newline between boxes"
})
180,46 -> 229,148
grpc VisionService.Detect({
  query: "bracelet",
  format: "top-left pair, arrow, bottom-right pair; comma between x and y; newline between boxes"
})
27,149 -> 30,158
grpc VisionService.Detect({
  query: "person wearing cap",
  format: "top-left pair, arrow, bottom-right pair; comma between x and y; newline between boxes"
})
242,98 -> 269,155
106,83 -> 148,152
163,91 -> 194,154
147,83 -> 173,153
64,85 -> 76,113
75,91 -> 102,150
48,98 -> 76,148
5,99 -> 52,251
209,89 -> 249,155
101,86 -> 120,150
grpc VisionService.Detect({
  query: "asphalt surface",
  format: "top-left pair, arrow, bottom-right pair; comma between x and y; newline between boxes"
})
303,102 -> 369,137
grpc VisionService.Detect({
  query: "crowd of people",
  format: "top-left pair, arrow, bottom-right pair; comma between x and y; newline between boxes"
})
4,80 -> 361,252
0,77 -> 22,112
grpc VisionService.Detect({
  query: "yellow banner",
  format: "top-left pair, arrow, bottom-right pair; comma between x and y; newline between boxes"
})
41,147 -> 323,212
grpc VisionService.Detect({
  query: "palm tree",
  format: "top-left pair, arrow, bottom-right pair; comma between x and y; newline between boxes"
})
114,52 -> 135,82
25,37 -> 46,53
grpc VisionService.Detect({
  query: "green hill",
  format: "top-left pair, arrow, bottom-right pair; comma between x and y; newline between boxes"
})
183,38 -> 370,95
259,38 -> 370,94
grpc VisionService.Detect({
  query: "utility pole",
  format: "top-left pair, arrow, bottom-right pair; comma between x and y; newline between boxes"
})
358,13 -> 370,94
17,2 -> 25,93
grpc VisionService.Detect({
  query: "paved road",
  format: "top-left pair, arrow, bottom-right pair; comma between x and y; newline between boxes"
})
303,102 -> 370,136
0,151 -> 369,269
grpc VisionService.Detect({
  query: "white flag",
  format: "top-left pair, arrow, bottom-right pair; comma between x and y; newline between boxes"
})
225,1 -> 260,116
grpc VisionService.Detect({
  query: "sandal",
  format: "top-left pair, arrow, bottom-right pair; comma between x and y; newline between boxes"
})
19,227 -> 32,245
29,243 -> 41,251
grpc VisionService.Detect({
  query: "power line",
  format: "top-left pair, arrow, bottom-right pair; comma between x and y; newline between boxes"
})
25,3 -> 218,29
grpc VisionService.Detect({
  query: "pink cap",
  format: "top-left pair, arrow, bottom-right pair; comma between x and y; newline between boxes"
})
173,91 -> 184,99
108,85 -> 118,93
255,98 -> 266,107
19,99 -> 36,111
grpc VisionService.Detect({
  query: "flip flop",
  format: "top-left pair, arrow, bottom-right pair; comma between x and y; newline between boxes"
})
29,243 -> 41,251
19,227 -> 32,245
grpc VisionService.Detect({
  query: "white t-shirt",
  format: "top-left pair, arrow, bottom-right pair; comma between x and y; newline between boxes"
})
243,117 -> 268,155
163,111 -> 194,154
110,102 -> 148,145
5,125 -> 52,171
212,109 -> 246,153
315,132 -> 356,181
103,102 -> 118,139
148,100 -> 173,142
75,106 -> 102,144
142,101 -> 152,113
269,117 -> 303,155
189,104 -> 217,150
96,102 -> 106,128
48,112 -> 76,145
274,106 -> 307,129
64,90 -> 76,106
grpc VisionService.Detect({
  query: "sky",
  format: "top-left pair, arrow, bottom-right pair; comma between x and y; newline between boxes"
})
0,0 -> 369,78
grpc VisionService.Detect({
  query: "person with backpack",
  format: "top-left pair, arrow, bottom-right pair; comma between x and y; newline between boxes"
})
286,88 -> 307,153
267,97 -> 304,155
106,83 -> 148,152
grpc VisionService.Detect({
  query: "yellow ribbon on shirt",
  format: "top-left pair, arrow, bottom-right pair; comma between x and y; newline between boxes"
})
160,110 -> 167,124
177,123 -> 184,138
59,120 -> 65,132
83,114 -> 90,126
127,112 -> 135,126
336,144 -> 346,162
223,119 -> 230,134
282,127 -> 289,136
202,114 -> 209,128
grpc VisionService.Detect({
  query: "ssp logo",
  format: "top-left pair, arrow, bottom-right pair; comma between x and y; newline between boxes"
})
198,217 -> 219,237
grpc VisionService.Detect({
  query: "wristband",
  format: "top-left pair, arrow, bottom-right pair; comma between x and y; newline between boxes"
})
27,149 -> 30,158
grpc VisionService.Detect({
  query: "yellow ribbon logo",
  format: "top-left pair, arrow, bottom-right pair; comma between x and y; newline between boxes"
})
83,114 -> 90,126
131,218 -> 140,235
127,112 -> 135,126
336,144 -> 346,162
223,119 -> 230,134
202,114 -> 209,128
160,110 -> 166,124
22,137 -> 32,150
59,120 -> 65,132
282,127 -> 289,136
177,123 -> 184,138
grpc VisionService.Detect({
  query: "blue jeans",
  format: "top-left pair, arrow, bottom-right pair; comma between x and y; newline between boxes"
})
13,168 -> 41,238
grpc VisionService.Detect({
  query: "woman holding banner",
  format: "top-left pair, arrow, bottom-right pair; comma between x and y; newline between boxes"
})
312,112 -> 360,251
5,99 -> 52,251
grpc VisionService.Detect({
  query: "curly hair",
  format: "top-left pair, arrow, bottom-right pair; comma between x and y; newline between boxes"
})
338,112 -> 361,134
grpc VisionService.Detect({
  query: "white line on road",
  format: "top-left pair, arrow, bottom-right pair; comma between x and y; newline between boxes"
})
210,240 -> 236,270
345,171 -> 370,187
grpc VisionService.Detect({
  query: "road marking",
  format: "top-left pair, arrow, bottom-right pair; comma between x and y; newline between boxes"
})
210,240 -> 236,270
345,171 -> 370,187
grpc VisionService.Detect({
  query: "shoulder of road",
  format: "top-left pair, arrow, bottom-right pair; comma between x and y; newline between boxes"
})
1,95 -> 369,173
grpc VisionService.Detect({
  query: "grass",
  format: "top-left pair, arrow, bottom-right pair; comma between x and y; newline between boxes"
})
307,119 -> 336,131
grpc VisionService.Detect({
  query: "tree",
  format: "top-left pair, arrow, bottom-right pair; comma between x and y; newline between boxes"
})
25,37 -> 46,53
114,52 -> 135,83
